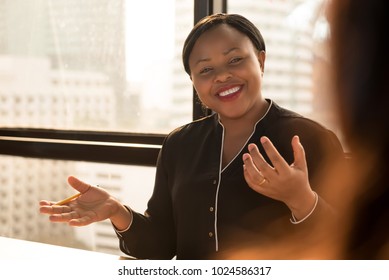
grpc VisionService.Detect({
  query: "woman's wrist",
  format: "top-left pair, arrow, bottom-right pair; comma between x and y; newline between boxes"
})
287,190 -> 317,221
109,200 -> 133,231
290,191 -> 318,224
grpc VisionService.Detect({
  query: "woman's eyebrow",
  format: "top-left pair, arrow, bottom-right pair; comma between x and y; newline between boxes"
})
195,57 -> 211,66
195,47 -> 240,66
222,47 -> 239,55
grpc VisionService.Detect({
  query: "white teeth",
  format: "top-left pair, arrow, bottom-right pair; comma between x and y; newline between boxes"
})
219,86 -> 240,97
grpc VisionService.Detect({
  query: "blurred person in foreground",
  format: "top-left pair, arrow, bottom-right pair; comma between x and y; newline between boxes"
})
328,0 -> 389,259
226,0 -> 389,259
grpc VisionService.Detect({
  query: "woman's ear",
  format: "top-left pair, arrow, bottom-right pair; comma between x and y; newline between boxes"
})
257,50 -> 266,73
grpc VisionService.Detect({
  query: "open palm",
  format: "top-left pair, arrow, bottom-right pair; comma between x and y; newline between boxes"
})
39,176 -> 119,226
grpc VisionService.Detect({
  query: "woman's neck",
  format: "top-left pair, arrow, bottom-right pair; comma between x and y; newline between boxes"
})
219,98 -> 270,168
218,98 -> 269,133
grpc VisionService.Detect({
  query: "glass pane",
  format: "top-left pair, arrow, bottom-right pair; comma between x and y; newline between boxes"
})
0,155 -> 155,255
228,0 -> 340,135
0,0 -> 194,133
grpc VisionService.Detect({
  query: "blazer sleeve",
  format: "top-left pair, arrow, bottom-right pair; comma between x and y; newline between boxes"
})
115,137 -> 177,259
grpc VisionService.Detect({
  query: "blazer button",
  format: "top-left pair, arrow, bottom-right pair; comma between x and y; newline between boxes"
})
212,179 -> 217,185
208,232 -> 213,237
209,207 -> 214,212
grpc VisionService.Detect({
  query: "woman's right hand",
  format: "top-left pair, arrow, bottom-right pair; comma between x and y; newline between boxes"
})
39,175 -> 130,227
243,136 -> 316,221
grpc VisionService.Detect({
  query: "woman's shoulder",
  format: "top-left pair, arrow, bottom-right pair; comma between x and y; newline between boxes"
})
268,101 -> 332,133
164,113 -> 219,144
265,100 -> 344,150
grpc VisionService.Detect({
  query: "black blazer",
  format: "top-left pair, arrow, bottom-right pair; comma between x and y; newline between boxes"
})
115,100 -> 344,259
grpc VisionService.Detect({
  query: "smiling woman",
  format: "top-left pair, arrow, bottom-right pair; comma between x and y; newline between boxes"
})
188,23 -> 266,123
39,13 -> 345,260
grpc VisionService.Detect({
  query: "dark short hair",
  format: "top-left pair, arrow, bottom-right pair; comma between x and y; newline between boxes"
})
182,13 -> 266,75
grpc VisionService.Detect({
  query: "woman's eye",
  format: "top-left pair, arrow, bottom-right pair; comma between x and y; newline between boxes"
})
200,67 -> 212,74
230,57 -> 242,64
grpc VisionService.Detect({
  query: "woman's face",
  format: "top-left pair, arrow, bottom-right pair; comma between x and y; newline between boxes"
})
188,24 -> 265,121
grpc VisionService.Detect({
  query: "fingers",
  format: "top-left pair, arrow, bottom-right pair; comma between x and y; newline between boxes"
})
39,176 -> 90,211
243,142 -> 272,187
48,211 -> 79,223
242,154 -> 262,186
291,135 -> 308,173
246,142 -> 273,175
244,136 -> 289,180
41,206 -> 95,226
40,176 -> 98,227
243,136 -> 303,188
39,204 -> 72,215
258,136 -> 289,173
67,175 -> 92,194
40,204 -> 80,224
39,200 -> 54,206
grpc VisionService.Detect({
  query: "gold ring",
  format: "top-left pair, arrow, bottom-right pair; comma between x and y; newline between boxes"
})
258,178 -> 267,186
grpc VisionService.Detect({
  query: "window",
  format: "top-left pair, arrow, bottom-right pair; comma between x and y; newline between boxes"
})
0,155 -> 155,255
0,0 -> 196,255
0,0 -> 194,133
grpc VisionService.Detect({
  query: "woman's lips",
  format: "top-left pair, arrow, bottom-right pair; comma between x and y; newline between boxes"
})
216,85 -> 242,100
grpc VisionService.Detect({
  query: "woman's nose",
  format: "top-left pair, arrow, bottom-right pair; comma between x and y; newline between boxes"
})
214,68 -> 232,83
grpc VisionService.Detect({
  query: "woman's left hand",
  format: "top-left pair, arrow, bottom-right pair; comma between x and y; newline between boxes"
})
243,135 -> 316,220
